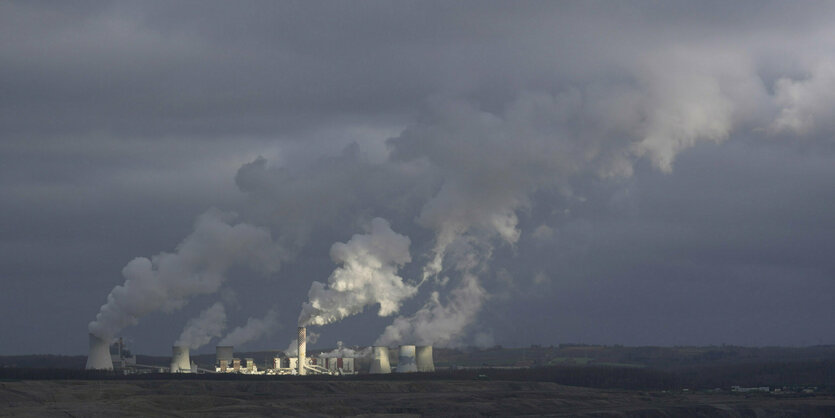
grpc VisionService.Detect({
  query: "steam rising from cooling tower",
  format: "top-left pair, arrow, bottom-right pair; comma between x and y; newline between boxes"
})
85,333 -> 113,370
218,309 -> 278,348
87,210 -> 283,340
298,218 -> 417,327
175,302 -> 226,350
376,274 -> 487,347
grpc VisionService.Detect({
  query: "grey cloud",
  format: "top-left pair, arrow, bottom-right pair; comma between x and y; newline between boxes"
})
218,308 -> 279,348
2,1 -> 835,354
88,209 -> 284,339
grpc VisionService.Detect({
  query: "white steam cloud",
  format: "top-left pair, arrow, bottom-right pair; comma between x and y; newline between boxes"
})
298,218 -> 416,327
218,309 -> 279,348
377,66 -> 751,344
88,209 -> 283,339
376,274 -> 487,347
175,302 -> 226,350
83,6 -> 835,350
771,60 -> 835,136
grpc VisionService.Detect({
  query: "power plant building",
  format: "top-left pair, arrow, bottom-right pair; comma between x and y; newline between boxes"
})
215,345 -> 234,372
87,332 -> 426,377
324,357 -> 355,373
111,337 -> 137,371
245,358 -> 258,373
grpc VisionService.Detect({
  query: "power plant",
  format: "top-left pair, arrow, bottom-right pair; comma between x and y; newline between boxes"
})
86,331 -> 433,376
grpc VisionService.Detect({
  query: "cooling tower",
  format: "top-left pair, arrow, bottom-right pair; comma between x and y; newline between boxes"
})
416,345 -> 435,372
216,345 -> 234,366
369,346 -> 391,374
396,345 -> 417,373
297,326 -> 306,376
85,333 -> 114,370
170,346 -> 191,373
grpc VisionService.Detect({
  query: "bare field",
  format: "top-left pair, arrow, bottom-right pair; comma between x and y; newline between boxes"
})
2,380 -> 835,417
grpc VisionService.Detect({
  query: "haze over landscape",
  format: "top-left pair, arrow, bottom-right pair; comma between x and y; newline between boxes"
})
2,1 -> 835,357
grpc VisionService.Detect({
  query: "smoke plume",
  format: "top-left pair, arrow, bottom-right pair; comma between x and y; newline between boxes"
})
374,72 -> 749,344
298,218 -> 416,327
229,81 -> 744,347
218,309 -> 279,348
85,8 -> 823,349
174,302 -> 226,350
375,274 -> 487,347
88,209 -> 283,339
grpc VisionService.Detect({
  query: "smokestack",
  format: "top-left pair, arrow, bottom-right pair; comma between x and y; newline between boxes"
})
216,345 -> 233,371
396,345 -> 417,373
297,326 -> 306,376
369,346 -> 391,374
416,345 -> 435,372
85,333 -> 113,370
170,346 -> 191,373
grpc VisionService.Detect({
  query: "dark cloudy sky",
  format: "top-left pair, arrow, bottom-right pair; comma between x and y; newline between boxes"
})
2,1 -> 835,356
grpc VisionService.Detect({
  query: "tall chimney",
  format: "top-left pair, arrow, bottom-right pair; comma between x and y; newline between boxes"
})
297,326 -> 306,376
85,333 -> 114,370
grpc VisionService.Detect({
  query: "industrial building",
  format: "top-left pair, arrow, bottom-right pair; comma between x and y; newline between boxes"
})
86,327 -> 432,376
215,345 -> 234,372
111,338 -> 137,371
211,329 -> 357,376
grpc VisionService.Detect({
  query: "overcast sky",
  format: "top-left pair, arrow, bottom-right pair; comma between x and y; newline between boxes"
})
2,1 -> 835,356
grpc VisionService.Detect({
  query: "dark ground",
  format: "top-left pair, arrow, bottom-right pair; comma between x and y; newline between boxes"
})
1,379 -> 835,417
